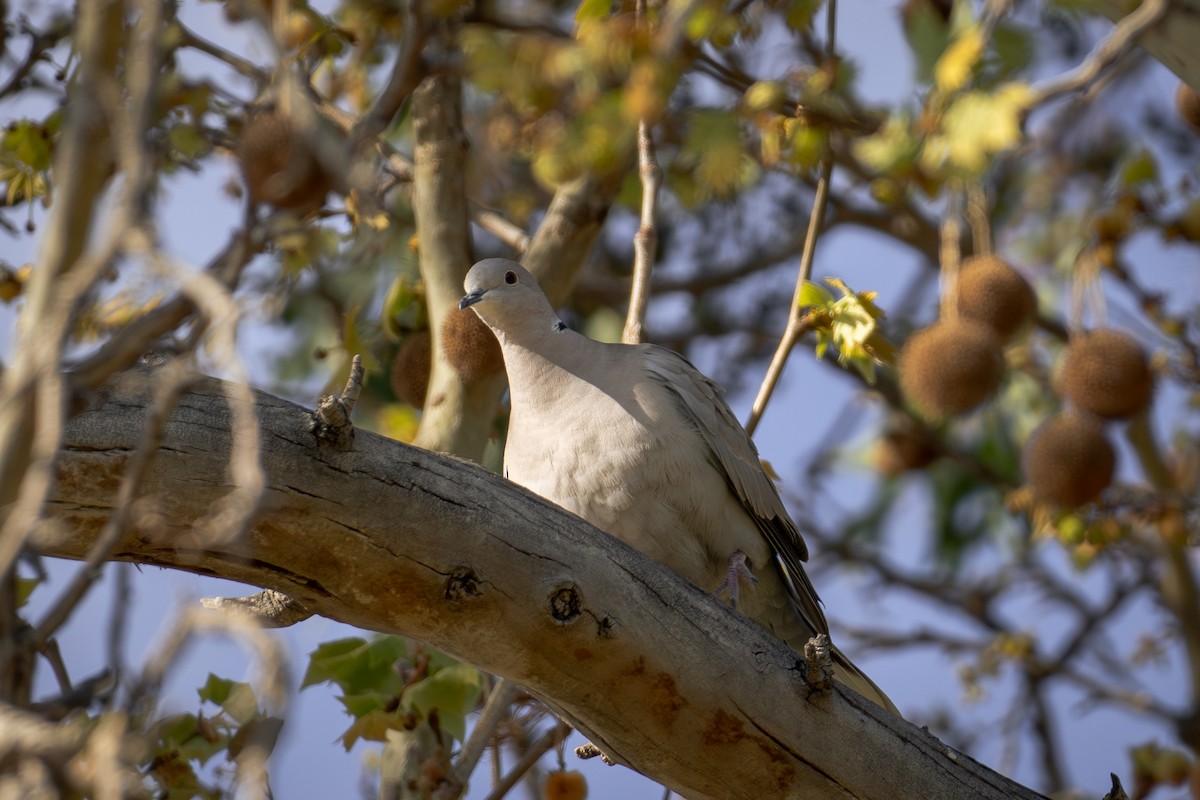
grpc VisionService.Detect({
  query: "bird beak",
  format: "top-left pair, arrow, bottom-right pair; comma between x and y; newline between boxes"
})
459,290 -> 485,310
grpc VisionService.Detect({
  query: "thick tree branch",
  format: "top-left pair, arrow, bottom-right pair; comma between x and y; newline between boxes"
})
36,368 -> 1051,800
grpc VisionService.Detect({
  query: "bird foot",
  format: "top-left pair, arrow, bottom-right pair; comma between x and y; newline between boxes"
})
714,550 -> 757,609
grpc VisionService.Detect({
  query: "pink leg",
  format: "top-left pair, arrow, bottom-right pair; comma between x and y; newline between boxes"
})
714,550 -> 757,608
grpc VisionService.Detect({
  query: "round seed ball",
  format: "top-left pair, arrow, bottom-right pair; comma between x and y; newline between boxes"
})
390,331 -> 431,408
441,308 -> 504,381
898,318 -> 1005,420
541,770 -> 587,800
873,419 -> 938,476
1024,412 -> 1115,508
955,254 -> 1037,342
235,110 -> 331,214
1058,329 -> 1153,419
1177,83 -> 1200,133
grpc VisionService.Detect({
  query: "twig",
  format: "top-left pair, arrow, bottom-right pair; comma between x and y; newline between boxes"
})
353,0 -> 427,141
622,117 -> 661,345
744,0 -> 837,435
176,22 -> 266,81
939,189 -> 963,318
1028,0 -> 1170,108
0,17 -> 73,100
472,205 -> 530,253
68,218 -> 262,392
966,183 -> 991,256
453,678 -> 522,792
131,605 -> 290,716
481,721 -> 571,800
0,0 -> 125,581
744,160 -> 832,435
310,354 -> 364,449
127,228 -> 266,547
33,359 -> 195,645
622,0 -> 662,347
105,563 -> 131,703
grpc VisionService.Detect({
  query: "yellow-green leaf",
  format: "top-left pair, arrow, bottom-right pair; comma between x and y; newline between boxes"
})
935,25 -> 984,93
575,0 -> 610,26
798,280 -> 834,308
922,82 -> 1031,175
743,81 -> 783,112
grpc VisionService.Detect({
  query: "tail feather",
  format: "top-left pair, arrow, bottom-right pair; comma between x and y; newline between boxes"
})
831,645 -> 899,714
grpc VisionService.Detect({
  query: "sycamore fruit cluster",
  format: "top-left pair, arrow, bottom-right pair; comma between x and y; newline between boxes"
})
235,110 -> 332,214
387,310 -> 506,410
1024,328 -> 1154,508
899,254 -> 1035,422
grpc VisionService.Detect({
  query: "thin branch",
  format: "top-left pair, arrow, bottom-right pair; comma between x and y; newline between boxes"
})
622,0 -> 662,346
68,218 -> 262,392
622,117 -> 661,345
744,158 -> 832,436
1028,0 -> 1170,108
0,17 -> 73,100
176,22 -> 266,81
33,359 -> 194,644
744,0 -> 837,436
353,0 -> 427,142
480,722 -> 571,800
454,679 -> 522,792
128,229 -> 266,548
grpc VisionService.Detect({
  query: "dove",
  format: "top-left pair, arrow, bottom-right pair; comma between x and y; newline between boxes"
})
460,258 -> 896,712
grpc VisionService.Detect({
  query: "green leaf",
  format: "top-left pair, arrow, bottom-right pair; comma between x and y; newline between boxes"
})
14,576 -> 39,608
167,123 -> 210,161
339,708 -> 406,750
435,711 -> 468,744
1119,149 -> 1158,186
904,1 -> 951,84
302,636 -> 409,694
743,80 -> 783,112
682,109 -> 758,198
404,664 -> 483,721
987,22 -> 1034,84
337,692 -> 392,719
787,124 -> 828,169
852,114 -> 918,174
798,280 -> 834,308
197,673 -> 235,706
198,675 -> 259,724
2,120 -> 53,171
785,0 -> 824,30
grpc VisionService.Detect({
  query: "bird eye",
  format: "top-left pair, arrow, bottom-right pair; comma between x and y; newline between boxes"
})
504,270 -> 517,285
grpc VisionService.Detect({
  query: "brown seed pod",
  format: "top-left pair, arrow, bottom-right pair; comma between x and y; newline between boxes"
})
873,417 -> 939,476
1024,412 -> 1115,508
1058,329 -> 1153,419
391,331 -> 431,409
441,308 -> 504,381
898,318 -> 1005,420
955,254 -> 1037,342
235,110 -> 331,214
1176,82 -> 1200,134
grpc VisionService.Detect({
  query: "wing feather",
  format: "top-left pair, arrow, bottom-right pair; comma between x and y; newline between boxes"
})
641,345 -> 829,636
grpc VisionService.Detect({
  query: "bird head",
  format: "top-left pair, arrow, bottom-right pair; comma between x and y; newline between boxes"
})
459,259 -> 554,330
